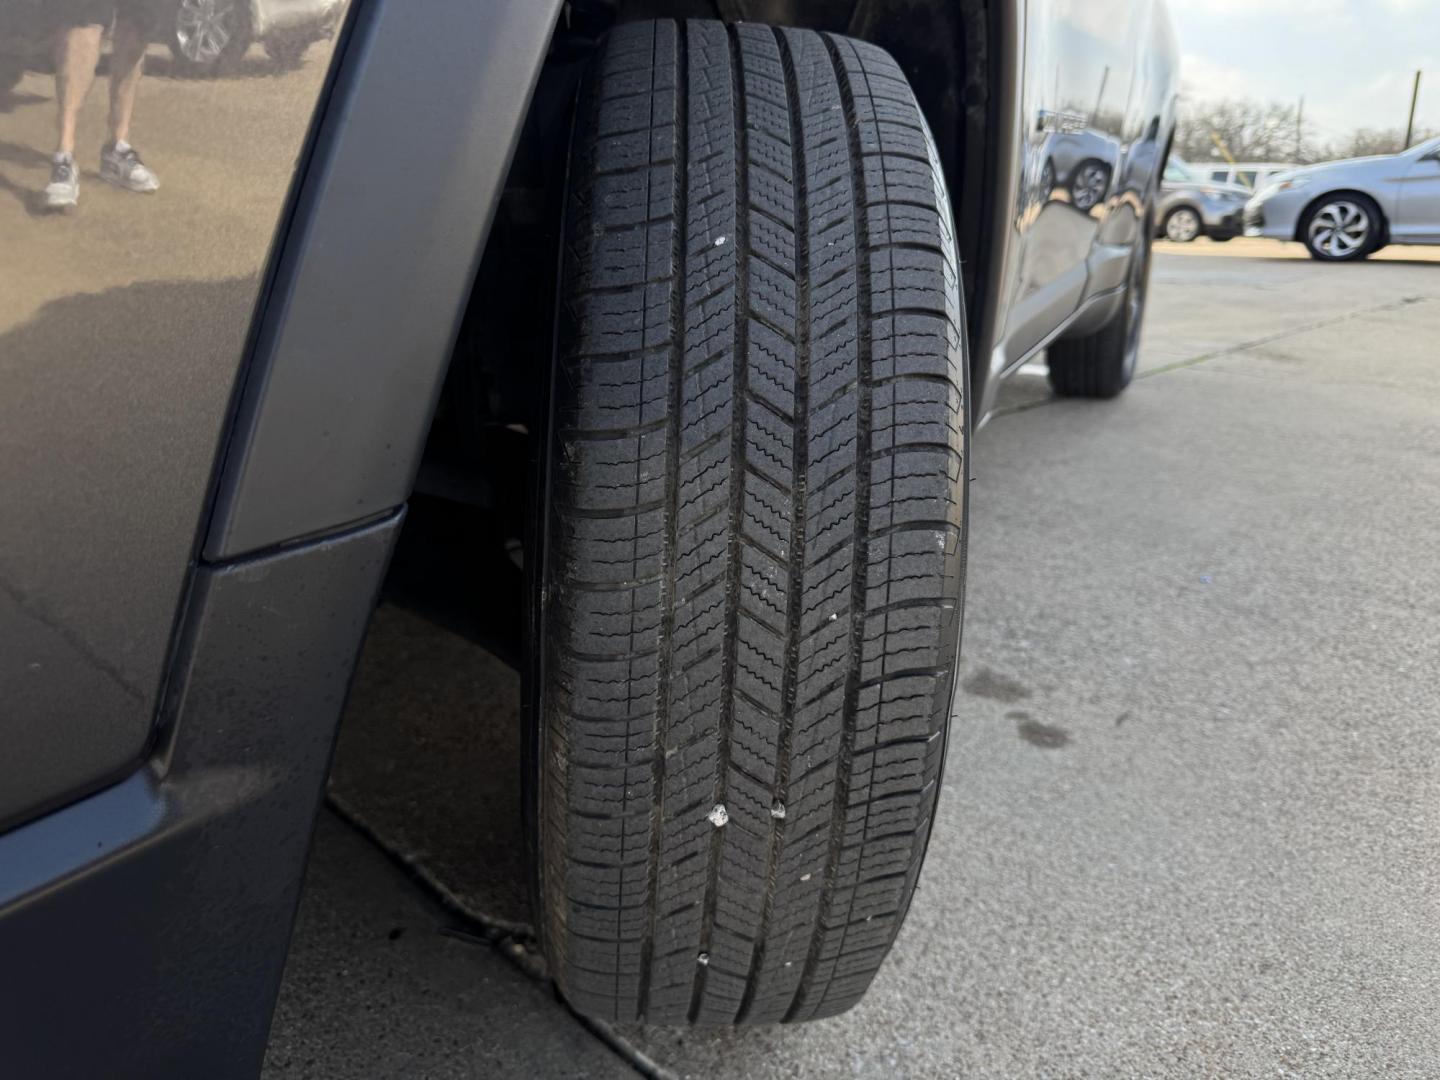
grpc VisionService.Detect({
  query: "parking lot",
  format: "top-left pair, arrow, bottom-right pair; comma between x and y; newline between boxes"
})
262,241 -> 1440,1079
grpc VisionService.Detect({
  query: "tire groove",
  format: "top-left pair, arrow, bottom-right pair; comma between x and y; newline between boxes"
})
687,21 -> 747,1024
737,25 -> 809,1025
786,32 -> 873,1023
638,17 -> 684,1023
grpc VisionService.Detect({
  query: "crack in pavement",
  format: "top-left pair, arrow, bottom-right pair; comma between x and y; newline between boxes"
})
326,797 -> 672,1078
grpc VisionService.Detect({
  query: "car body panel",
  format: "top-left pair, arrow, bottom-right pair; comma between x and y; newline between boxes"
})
1245,137 -> 1440,246
208,0 -> 562,559
0,8 -> 350,830
0,0 -> 559,1071
252,0 -> 347,38
974,0 -> 1178,421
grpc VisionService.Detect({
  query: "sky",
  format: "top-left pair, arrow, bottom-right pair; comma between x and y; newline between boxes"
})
1167,0 -> 1439,142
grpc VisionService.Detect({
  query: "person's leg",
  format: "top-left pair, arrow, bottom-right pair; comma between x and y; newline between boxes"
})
53,23 -> 104,157
107,13 -> 148,147
99,1 -> 161,192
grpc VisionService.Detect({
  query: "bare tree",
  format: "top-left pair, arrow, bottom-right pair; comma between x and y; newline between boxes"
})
1321,126 -> 1439,159
1174,98 -> 1310,164
1174,96 -> 1439,166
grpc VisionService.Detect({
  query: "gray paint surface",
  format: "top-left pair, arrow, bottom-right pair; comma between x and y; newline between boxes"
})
0,513 -> 399,1079
0,32 -> 345,827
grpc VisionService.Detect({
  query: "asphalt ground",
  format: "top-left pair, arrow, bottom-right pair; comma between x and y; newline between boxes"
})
264,239 -> 1440,1079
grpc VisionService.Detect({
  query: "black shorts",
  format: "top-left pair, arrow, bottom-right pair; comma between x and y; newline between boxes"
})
49,0 -> 167,33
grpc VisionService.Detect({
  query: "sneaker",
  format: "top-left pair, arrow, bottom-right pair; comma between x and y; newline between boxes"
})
100,143 -> 160,193
44,155 -> 79,209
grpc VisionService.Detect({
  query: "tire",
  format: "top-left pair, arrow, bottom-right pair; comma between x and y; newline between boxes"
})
1210,234 -> 1233,243
1301,193 -> 1381,262
167,0 -> 253,77
537,20 -> 967,1026
1048,216 -> 1153,398
1069,159 -> 1111,212
1162,205 -> 1202,243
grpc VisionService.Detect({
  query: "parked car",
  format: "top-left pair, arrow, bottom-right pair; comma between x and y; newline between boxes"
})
168,0 -> 346,73
1245,137 -> 1440,260
1156,157 -> 1249,242
0,0 -> 1178,1070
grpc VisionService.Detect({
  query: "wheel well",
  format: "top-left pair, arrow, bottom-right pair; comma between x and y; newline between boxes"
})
1293,189 -> 1388,244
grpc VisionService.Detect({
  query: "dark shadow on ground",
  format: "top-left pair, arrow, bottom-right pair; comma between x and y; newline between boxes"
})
328,603 -> 532,931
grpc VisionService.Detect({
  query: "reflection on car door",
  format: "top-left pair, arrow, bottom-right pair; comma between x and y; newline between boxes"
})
0,10 -> 351,828
1001,0 -> 1139,372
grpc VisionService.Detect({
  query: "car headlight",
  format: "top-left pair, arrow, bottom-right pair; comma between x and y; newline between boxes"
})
1257,176 -> 1310,200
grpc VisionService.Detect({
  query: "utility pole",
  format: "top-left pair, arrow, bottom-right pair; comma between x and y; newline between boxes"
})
1296,95 -> 1305,163
1405,70 -> 1422,149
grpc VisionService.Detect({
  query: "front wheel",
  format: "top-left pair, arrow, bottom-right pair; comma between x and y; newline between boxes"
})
1302,194 -> 1381,261
1048,222 -> 1152,399
536,19 -> 967,1026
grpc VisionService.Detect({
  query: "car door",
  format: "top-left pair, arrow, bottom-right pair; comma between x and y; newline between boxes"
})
1394,140 -> 1440,242
995,0 -> 1140,374
0,10 -> 355,829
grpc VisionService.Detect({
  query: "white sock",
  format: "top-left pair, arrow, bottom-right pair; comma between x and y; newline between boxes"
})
54,151 -> 74,164
114,139 -> 132,154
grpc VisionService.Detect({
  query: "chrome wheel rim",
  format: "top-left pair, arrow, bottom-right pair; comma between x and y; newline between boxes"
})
1309,200 -> 1370,258
1166,208 -> 1201,243
1072,162 -> 1109,211
176,0 -> 239,64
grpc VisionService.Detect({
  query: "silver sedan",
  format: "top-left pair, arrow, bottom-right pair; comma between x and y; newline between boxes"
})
1245,136 -> 1440,261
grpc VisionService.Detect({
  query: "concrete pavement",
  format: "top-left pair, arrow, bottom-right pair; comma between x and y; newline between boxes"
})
275,244 -> 1440,1078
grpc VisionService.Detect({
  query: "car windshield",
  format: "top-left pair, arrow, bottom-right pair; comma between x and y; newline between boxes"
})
1165,158 -> 1199,182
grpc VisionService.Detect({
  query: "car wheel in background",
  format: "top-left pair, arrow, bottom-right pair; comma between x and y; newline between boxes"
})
1163,205 -> 1201,243
1048,216 -> 1153,399
535,19 -> 967,1026
1070,159 -> 1111,212
168,0 -> 253,76
1301,193 -> 1381,262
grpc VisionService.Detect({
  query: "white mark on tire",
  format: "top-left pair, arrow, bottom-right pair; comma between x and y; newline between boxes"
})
714,236 -> 727,247
708,803 -> 729,827
770,801 -> 786,820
